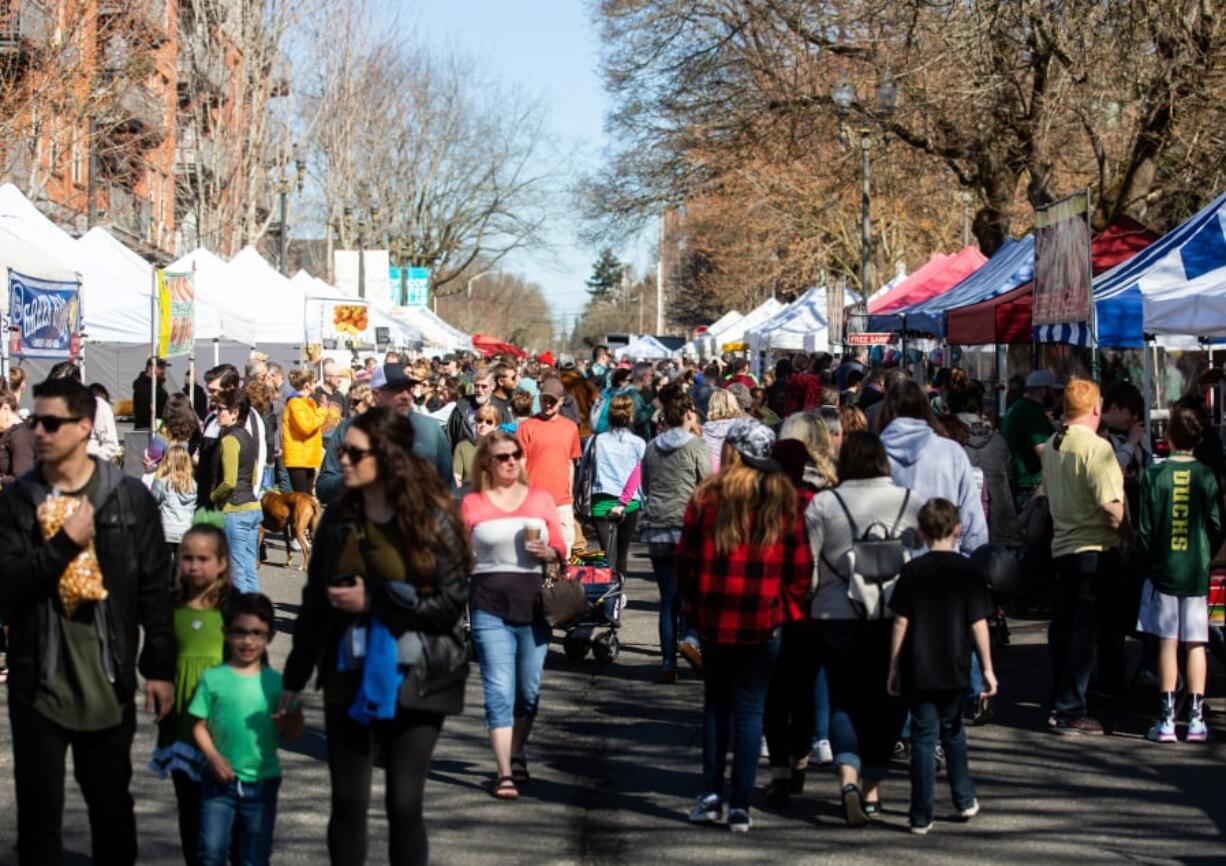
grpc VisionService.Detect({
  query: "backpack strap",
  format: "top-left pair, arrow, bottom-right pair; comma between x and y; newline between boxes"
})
887,489 -> 912,536
829,489 -> 860,539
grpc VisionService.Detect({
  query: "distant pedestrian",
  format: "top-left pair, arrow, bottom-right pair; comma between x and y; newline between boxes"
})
283,369 -> 329,495
517,378 -> 582,555
587,394 -> 646,577
887,498 -> 997,834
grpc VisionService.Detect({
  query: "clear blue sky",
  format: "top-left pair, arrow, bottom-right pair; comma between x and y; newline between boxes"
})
395,0 -> 619,331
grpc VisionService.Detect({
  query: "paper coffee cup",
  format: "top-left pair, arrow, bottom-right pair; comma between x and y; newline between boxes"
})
524,526 -> 542,542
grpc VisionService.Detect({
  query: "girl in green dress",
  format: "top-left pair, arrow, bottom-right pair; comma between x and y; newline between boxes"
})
148,524 -> 233,866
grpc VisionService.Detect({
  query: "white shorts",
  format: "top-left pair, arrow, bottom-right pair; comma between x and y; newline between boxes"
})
1136,579 -> 1209,643
555,504 -> 575,558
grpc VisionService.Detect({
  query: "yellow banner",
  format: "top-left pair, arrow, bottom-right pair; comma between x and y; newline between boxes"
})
157,270 -> 196,358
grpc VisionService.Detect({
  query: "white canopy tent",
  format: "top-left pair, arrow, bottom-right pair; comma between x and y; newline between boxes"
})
703,297 -> 786,353
228,246 -> 307,345
1141,266 -> 1226,338
617,334 -> 674,360
387,305 -> 472,355
680,310 -> 743,358
745,287 -> 830,354
293,271 -> 425,348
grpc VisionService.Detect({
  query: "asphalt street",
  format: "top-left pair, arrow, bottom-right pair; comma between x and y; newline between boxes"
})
2,541 -> 1224,865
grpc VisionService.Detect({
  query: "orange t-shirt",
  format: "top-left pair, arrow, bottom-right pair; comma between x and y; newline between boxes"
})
517,415 -> 582,505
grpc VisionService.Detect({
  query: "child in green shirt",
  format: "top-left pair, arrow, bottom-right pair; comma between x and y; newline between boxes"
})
190,593 -> 302,865
1136,403 -> 1223,743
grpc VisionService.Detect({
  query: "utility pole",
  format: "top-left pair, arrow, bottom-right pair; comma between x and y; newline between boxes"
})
622,266 -> 631,334
656,213 -> 665,335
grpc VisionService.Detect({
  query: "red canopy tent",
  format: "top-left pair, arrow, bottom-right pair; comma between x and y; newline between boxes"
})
471,333 -> 528,359
946,217 -> 1159,345
868,246 -> 988,314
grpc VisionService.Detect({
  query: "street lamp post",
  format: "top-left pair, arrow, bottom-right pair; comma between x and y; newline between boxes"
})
466,270 -> 496,334
339,181 -> 379,299
831,74 -> 897,301
275,143 -> 306,276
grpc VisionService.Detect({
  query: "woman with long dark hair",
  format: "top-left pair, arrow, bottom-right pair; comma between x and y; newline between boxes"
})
678,419 -> 812,833
282,408 -> 470,866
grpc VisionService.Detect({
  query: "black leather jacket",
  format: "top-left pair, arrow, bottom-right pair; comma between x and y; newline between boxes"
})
283,500 -> 470,715
0,459 -> 175,702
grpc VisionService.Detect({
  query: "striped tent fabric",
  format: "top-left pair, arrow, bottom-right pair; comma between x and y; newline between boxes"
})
1036,190 -> 1226,348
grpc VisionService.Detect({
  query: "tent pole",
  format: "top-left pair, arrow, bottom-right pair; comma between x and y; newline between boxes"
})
0,312 -> 7,380
213,338 -> 219,367
151,268 -> 159,432
1142,335 -> 1153,447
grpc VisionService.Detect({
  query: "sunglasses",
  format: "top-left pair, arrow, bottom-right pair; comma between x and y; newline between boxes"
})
339,445 -> 373,464
491,451 -> 522,463
27,414 -> 82,433
476,418 -> 498,427
226,627 -> 271,640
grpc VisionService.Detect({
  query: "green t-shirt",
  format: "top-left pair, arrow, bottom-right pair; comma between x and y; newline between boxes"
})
188,664 -> 283,782
32,466 -> 125,732
1002,396 -> 1054,489
1137,457 -> 1223,597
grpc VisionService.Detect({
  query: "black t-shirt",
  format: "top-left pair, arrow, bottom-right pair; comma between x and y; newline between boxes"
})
888,551 -> 992,693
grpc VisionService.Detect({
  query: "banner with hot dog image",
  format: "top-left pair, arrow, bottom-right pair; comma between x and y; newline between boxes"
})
157,270 -> 195,358
8,271 -> 82,360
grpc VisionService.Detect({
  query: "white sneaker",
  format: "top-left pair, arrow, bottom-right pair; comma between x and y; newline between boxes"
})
688,793 -> 723,824
727,808 -> 752,833
809,739 -> 833,766
760,737 -> 770,759
959,799 -> 980,819
910,822 -> 934,836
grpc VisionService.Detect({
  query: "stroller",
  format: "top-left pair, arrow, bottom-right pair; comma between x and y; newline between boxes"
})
559,523 -> 626,663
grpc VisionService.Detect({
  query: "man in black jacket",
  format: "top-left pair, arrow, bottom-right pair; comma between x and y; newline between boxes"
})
131,356 -> 170,430
0,376 -> 174,865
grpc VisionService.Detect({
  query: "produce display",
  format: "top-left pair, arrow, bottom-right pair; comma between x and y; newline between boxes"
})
332,304 -> 369,336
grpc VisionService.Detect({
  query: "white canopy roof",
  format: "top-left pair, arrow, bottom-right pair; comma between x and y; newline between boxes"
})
745,287 -> 830,353
617,334 -> 673,360
386,305 -> 471,354
704,297 -> 786,351
0,184 -> 80,315
1142,265 -> 1226,338
227,246 -> 305,344
293,271 -> 425,346
75,228 -> 155,344
168,247 -> 258,345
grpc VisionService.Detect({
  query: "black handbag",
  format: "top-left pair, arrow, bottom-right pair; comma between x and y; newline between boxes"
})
539,563 -> 589,628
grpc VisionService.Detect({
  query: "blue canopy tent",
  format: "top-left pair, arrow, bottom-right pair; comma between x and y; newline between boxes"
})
1036,190 -> 1226,348
868,236 -> 1035,336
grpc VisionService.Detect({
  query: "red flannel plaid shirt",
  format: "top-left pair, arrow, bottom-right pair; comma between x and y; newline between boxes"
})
675,490 -> 813,645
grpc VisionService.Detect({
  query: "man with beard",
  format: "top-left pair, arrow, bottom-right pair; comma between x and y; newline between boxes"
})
629,361 -> 657,441
447,369 -> 497,448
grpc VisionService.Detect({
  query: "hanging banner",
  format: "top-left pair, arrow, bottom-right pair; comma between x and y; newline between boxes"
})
305,297 -> 373,346
157,270 -> 196,358
1033,190 -> 1093,327
8,271 -> 81,360
404,266 -> 430,307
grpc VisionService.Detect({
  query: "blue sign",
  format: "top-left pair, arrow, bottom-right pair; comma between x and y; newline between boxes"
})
388,266 -> 402,305
9,271 -> 82,360
405,267 -> 430,307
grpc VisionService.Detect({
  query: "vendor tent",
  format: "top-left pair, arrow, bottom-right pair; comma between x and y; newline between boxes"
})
0,223 -> 77,292
746,287 -> 830,353
472,333 -> 528,359
387,305 -> 471,354
1142,266 -> 1226,338
946,216 -> 1159,345
876,236 -> 1035,337
618,334 -> 674,360
703,297 -> 785,352
168,247 -> 258,345
228,246 -> 305,345
866,246 -> 988,327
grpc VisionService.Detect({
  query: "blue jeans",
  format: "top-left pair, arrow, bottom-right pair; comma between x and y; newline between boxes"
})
908,691 -> 975,827
699,631 -> 781,811
224,510 -> 263,594
198,775 -> 281,866
1050,550 -> 1117,718
470,608 -> 550,731
649,548 -> 695,671
814,665 -> 831,742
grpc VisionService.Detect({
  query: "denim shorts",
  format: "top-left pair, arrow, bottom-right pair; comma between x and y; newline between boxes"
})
470,608 -> 550,730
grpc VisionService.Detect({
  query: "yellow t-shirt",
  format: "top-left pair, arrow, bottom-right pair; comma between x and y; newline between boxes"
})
1041,424 -> 1125,558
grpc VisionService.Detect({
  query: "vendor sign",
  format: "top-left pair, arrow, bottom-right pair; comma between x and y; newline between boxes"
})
307,299 -> 373,346
8,270 -> 81,360
1033,190 -> 1092,327
157,270 -> 196,358
848,333 -> 896,346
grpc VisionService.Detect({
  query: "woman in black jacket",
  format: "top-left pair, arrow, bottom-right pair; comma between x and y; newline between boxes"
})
281,408 -> 471,866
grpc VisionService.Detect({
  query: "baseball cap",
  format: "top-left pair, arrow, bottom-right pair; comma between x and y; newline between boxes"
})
558,353 -> 576,370
539,378 -> 566,399
538,351 -> 556,367
725,418 -> 780,472
369,363 -> 419,391
1025,370 -> 1064,390
146,356 -> 170,368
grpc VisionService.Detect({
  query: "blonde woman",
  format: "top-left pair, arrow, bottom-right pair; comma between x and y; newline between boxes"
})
778,412 -> 839,491
348,381 -> 376,416
702,388 -> 744,472
453,404 -> 503,489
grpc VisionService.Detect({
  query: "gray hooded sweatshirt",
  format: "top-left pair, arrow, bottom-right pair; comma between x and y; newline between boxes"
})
639,427 -> 711,543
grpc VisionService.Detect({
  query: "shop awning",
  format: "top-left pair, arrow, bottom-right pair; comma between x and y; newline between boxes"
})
866,246 -> 987,330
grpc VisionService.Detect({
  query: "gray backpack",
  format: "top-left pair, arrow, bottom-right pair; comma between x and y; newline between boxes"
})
826,489 -> 914,620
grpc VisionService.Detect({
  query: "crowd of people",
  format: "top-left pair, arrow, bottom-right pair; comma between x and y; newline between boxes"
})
0,340 -> 1221,863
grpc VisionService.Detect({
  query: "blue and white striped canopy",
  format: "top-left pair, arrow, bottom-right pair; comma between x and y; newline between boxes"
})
1036,189 -> 1226,348
868,236 -> 1036,336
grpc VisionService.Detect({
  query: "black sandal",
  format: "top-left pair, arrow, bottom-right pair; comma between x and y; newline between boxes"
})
842,783 -> 868,827
492,775 -> 519,800
510,755 -> 530,786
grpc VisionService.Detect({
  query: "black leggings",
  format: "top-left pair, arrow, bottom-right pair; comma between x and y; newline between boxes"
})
288,467 -> 315,494
592,510 -> 640,576
764,619 -> 821,769
171,770 -> 203,866
325,703 -> 443,866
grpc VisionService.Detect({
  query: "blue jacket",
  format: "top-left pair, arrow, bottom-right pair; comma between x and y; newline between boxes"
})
317,412 -> 455,506
879,417 -> 989,553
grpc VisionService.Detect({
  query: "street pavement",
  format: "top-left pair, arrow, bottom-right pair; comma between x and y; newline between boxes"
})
2,540 -> 1224,865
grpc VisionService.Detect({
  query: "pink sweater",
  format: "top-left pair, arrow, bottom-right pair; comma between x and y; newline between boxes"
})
461,488 -> 567,573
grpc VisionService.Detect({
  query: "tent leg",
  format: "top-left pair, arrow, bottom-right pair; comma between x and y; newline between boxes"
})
1142,337 -> 1153,447
213,338 -> 219,367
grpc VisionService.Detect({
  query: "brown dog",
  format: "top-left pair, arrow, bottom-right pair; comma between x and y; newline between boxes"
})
259,491 -> 322,572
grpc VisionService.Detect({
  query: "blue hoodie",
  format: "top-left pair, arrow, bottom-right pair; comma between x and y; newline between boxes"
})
879,417 -> 989,553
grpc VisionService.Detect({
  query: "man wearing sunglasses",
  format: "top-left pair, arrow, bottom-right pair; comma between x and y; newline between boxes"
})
315,363 -> 454,505
446,369 -> 504,449
516,376 -> 583,555
0,376 -> 174,865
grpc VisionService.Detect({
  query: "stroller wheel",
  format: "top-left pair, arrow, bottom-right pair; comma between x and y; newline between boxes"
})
563,636 -> 590,661
593,631 -> 620,664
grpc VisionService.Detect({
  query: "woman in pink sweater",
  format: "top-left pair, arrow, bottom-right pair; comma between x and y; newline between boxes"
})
461,430 -> 567,801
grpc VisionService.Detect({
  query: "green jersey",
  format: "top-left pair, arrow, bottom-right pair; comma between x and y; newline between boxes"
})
188,664 -> 283,782
1002,396 -> 1053,490
1137,457 -> 1223,597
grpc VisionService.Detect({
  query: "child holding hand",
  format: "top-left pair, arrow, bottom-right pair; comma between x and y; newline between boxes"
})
190,593 -> 302,866
887,498 -> 997,836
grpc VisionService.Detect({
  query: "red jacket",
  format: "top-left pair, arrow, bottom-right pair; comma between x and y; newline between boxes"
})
782,371 -> 822,416
675,489 -> 812,645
